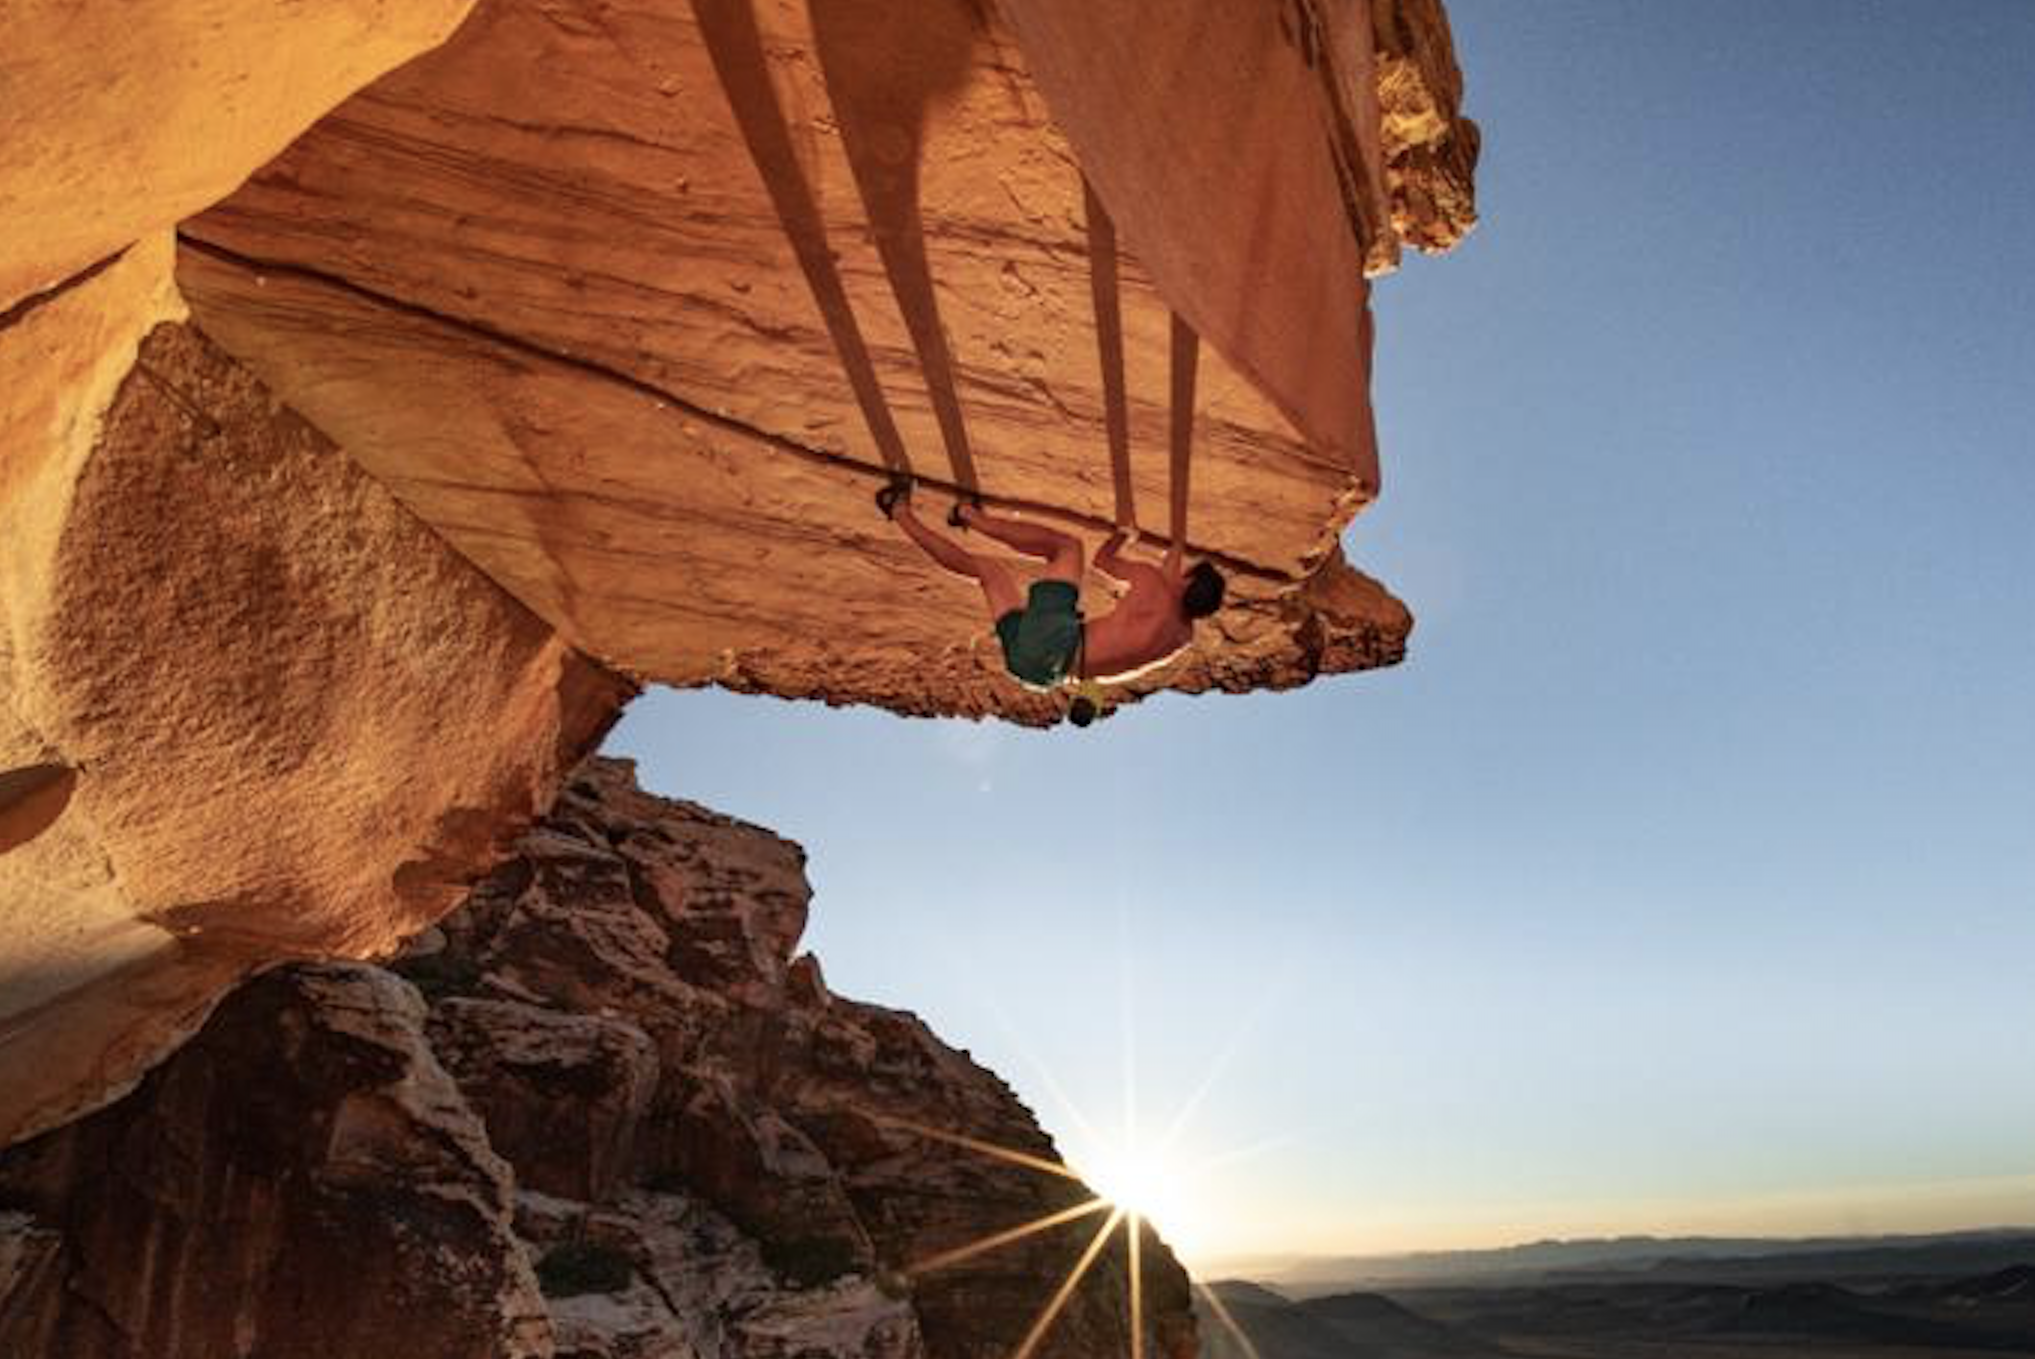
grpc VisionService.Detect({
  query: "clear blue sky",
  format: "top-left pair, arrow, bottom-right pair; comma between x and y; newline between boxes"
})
613,2 -> 2035,1268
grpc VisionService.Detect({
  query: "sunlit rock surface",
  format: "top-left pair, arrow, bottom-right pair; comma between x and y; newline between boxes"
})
0,241 -> 630,1144
1371,0 -> 1482,264
0,0 -> 475,310
0,759 -> 1196,1359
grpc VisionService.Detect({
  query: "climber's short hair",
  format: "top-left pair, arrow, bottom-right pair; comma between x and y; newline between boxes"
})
1068,694 -> 1099,728
1181,561 -> 1225,620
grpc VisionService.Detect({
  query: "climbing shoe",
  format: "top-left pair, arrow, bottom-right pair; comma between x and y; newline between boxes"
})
875,477 -> 912,519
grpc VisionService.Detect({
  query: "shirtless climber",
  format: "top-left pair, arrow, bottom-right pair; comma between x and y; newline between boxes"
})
876,480 -> 1225,725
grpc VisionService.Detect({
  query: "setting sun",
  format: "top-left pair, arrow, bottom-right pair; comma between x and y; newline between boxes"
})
1081,1144 -> 1204,1255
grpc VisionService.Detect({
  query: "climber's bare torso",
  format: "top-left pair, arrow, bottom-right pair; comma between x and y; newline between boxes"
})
1078,555 -> 1193,681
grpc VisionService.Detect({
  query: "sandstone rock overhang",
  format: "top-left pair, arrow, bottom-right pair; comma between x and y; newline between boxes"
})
180,0 -> 1477,722
1,0 -> 632,1151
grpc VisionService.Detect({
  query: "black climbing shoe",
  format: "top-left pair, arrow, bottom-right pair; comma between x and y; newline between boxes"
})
875,477 -> 912,519
948,494 -> 985,529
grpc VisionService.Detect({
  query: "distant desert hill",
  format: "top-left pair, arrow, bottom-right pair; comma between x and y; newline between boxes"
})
1196,1257 -> 2035,1359
1938,1265 -> 2035,1304
1197,1281 -> 1512,1359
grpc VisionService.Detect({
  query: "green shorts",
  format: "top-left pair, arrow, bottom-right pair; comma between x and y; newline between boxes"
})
995,580 -> 1083,690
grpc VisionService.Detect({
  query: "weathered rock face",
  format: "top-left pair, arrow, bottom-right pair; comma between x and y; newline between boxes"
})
430,758 -> 1198,1358
1372,0 -> 1482,260
0,964 -> 553,1359
176,0 -> 1474,722
0,760 -> 1197,1359
0,238 -> 631,1145
0,0 -> 476,311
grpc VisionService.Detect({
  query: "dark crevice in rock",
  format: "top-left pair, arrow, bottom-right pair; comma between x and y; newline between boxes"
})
0,251 -> 127,335
0,765 -> 78,858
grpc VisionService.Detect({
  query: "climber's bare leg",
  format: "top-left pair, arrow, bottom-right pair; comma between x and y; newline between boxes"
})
894,502 -> 974,575
895,503 -> 1024,618
956,504 -> 1083,582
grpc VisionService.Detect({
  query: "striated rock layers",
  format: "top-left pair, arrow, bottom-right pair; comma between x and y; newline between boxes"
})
0,759 -> 1196,1359
177,0 -> 1477,722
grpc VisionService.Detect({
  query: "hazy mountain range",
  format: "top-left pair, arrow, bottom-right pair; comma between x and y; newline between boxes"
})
1214,1228 -> 2035,1292
1197,1234 -> 2035,1359
1199,1281 -> 1510,1359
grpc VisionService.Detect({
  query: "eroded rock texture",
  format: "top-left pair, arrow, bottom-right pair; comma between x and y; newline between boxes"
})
0,0 -> 475,310
0,760 -> 1194,1359
0,240 -> 631,1145
0,965 -> 552,1358
176,0 -> 1473,722
1372,0 -> 1482,259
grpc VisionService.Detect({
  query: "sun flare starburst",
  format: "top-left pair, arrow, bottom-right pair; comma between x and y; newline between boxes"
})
1080,1143 -> 1202,1256
870,1043 -> 1269,1359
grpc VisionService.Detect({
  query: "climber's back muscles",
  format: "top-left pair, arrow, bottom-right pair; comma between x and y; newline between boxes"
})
1076,531 -> 1192,682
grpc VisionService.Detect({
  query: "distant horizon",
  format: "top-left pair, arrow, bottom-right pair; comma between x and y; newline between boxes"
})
1193,1220 -> 2035,1277
1169,1167 -> 2035,1273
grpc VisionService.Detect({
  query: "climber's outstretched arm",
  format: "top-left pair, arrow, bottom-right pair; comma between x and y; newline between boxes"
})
1094,528 -> 1138,581
1095,528 -> 1166,594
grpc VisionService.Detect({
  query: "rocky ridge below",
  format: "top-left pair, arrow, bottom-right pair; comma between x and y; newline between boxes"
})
0,759 -> 1193,1359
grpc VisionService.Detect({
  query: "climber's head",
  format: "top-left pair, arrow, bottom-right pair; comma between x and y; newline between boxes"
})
1066,678 -> 1107,728
1180,561 -> 1226,620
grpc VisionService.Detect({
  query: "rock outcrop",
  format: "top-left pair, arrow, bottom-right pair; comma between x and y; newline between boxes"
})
1370,0 -> 1482,265
0,239 -> 631,1144
0,760 -> 1196,1359
0,965 -> 552,1358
